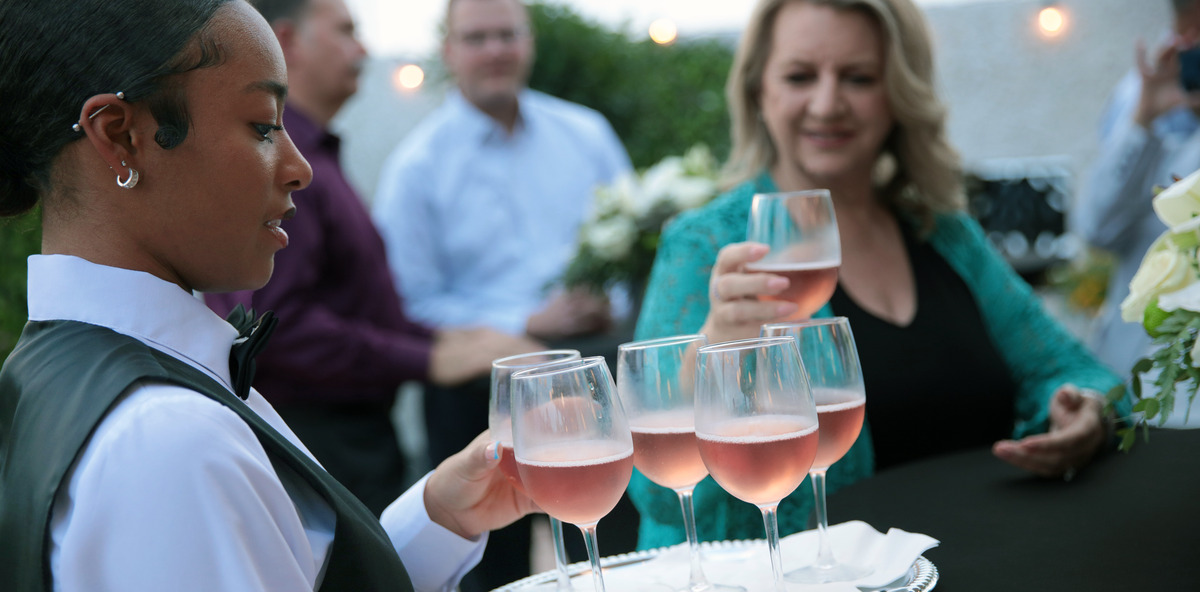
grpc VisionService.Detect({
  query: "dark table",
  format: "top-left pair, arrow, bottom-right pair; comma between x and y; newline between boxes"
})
829,428 -> 1200,590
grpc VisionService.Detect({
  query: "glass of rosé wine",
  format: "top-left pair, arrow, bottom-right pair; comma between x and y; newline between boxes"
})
511,357 -> 635,592
745,189 -> 841,321
489,349 -> 581,591
762,318 -> 872,584
616,335 -> 745,592
694,337 -> 819,592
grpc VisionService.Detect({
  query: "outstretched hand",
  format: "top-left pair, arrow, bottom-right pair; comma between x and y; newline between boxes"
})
423,431 -> 539,540
992,384 -> 1107,479
699,242 -> 799,345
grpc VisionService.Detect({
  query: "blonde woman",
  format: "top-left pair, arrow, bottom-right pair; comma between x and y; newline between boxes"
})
630,0 -> 1125,547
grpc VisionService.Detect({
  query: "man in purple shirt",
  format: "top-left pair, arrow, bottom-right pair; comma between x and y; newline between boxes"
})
206,0 -> 539,516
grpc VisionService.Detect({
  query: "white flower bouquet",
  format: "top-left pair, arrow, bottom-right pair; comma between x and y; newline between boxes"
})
561,144 -> 719,293
1114,169 -> 1200,446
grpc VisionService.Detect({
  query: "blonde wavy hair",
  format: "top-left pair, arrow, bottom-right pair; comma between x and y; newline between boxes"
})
721,0 -> 964,228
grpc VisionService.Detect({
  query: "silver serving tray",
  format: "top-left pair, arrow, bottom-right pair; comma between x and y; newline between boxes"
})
493,539 -> 938,591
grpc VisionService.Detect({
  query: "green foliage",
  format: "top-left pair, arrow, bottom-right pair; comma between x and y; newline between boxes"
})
526,2 -> 734,169
1112,309 -> 1200,450
0,208 -> 40,360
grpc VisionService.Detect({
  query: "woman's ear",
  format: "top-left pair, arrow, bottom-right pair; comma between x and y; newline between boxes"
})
76,93 -> 144,175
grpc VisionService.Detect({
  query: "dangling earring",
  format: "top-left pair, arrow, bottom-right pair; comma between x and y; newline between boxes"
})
872,151 -> 897,187
117,160 -> 139,189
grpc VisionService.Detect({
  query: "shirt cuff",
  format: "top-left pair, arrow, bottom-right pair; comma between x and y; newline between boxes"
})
380,472 -> 489,592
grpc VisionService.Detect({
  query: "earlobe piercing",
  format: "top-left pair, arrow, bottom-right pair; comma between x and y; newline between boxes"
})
117,160 -> 139,189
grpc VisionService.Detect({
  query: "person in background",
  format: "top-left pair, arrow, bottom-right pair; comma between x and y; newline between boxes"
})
205,0 -> 541,516
0,1 -> 536,590
371,0 -> 634,586
1071,0 -> 1200,378
629,0 -> 1127,548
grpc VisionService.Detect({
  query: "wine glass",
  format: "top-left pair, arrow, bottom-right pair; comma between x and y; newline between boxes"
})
616,335 -> 745,592
511,357 -> 635,592
490,349 -> 582,590
745,189 -> 841,320
693,337 -> 819,592
762,318 -> 872,584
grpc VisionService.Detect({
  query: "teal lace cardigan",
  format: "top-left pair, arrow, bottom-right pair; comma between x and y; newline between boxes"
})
630,173 -> 1125,548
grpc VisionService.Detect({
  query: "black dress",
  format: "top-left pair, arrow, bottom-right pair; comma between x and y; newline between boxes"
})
830,224 -> 1018,470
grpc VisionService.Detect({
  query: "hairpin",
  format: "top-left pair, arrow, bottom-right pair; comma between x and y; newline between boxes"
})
72,91 -> 125,133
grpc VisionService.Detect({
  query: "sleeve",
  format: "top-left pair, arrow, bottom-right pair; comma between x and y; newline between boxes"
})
380,473 -> 488,592
229,179 -> 433,391
633,212 -> 721,342
1071,115 -> 1164,254
937,214 -> 1127,438
372,143 -> 481,330
52,385 -> 323,592
592,114 -> 634,183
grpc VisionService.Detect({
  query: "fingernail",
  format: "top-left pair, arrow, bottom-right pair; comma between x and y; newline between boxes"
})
485,441 -> 501,462
767,277 -> 788,291
776,303 -> 798,316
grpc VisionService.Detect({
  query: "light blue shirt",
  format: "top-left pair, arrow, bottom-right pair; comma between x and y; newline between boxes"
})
1072,70 -> 1200,375
372,90 -> 632,334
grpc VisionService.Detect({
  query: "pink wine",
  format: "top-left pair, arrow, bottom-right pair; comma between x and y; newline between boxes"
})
697,415 -> 818,506
630,410 -> 707,490
517,440 -> 634,526
745,261 -> 839,320
811,389 -> 866,470
498,444 -> 526,495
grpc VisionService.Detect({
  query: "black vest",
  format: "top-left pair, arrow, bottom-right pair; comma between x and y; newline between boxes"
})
0,320 -> 414,591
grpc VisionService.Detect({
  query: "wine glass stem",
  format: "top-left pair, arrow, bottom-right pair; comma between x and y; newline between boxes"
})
579,523 -> 607,592
759,504 -> 787,592
811,468 -> 837,570
676,487 -> 711,589
550,516 -> 573,590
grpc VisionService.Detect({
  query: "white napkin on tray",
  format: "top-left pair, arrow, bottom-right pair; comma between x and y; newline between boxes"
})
589,520 -> 938,592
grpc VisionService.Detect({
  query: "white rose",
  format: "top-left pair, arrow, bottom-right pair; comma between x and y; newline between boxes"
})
669,177 -> 716,210
584,215 -> 637,261
1158,282 -> 1200,313
682,144 -> 716,175
1153,168 -> 1200,229
611,174 -> 651,220
640,157 -> 685,210
1120,239 -> 1195,322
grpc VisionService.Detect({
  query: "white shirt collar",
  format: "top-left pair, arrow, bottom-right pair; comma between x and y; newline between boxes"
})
26,254 -> 240,390
444,88 -> 532,145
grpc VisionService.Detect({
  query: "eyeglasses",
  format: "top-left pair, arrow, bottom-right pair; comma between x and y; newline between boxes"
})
452,26 -> 529,48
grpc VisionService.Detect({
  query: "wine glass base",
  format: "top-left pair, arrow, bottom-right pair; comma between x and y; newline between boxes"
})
673,583 -> 746,592
784,563 -> 873,584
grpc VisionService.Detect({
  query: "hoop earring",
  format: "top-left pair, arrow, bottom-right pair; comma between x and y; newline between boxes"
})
117,160 -> 139,189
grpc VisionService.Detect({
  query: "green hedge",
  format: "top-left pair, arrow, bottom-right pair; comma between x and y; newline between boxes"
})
1,209 -> 39,359
527,3 -> 733,169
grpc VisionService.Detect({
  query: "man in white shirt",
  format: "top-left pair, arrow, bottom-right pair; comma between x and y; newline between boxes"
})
371,1 -> 634,587
1072,0 -> 1200,377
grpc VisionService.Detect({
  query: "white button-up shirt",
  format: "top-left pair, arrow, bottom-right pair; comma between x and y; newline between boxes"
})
372,89 -> 632,334
26,255 -> 483,592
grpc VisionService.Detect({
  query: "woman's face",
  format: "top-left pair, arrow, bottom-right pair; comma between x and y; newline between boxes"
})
759,1 -> 893,188
129,1 -> 312,293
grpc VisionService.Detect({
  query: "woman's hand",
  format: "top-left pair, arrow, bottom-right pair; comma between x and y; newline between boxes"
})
698,242 -> 799,345
423,431 -> 539,540
992,384 -> 1107,479
1134,36 -> 1200,129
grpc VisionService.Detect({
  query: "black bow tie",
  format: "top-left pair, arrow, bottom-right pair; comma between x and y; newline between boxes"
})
226,304 -> 278,400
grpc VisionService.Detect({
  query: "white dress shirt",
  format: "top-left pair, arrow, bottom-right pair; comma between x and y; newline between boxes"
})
1072,71 -> 1200,375
27,255 -> 484,592
372,89 -> 632,334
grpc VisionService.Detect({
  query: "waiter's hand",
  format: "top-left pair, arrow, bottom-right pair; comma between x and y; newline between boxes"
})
992,384 -> 1106,479
424,431 -> 539,540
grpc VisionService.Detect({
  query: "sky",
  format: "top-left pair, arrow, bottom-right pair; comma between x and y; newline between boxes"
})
346,0 -> 979,59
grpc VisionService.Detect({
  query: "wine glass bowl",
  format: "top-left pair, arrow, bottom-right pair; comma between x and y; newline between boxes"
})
693,336 -> 819,591
489,349 -> 581,591
617,334 -> 744,592
511,356 -> 634,592
762,318 -> 871,584
746,189 -> 841,320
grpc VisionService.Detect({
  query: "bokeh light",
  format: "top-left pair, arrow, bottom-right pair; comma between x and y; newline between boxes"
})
1037,6 -> 1066,37
648,18 -> 677,46
393,64 -> 425,92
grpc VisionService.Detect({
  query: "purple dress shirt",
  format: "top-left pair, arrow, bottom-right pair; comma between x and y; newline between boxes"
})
206,107 -> 433,406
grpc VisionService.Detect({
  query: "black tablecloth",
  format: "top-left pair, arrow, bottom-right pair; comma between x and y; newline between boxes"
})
829,428 -> 1200,590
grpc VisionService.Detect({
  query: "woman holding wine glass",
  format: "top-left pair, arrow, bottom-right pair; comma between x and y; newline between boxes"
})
628,0 -> 1129,549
